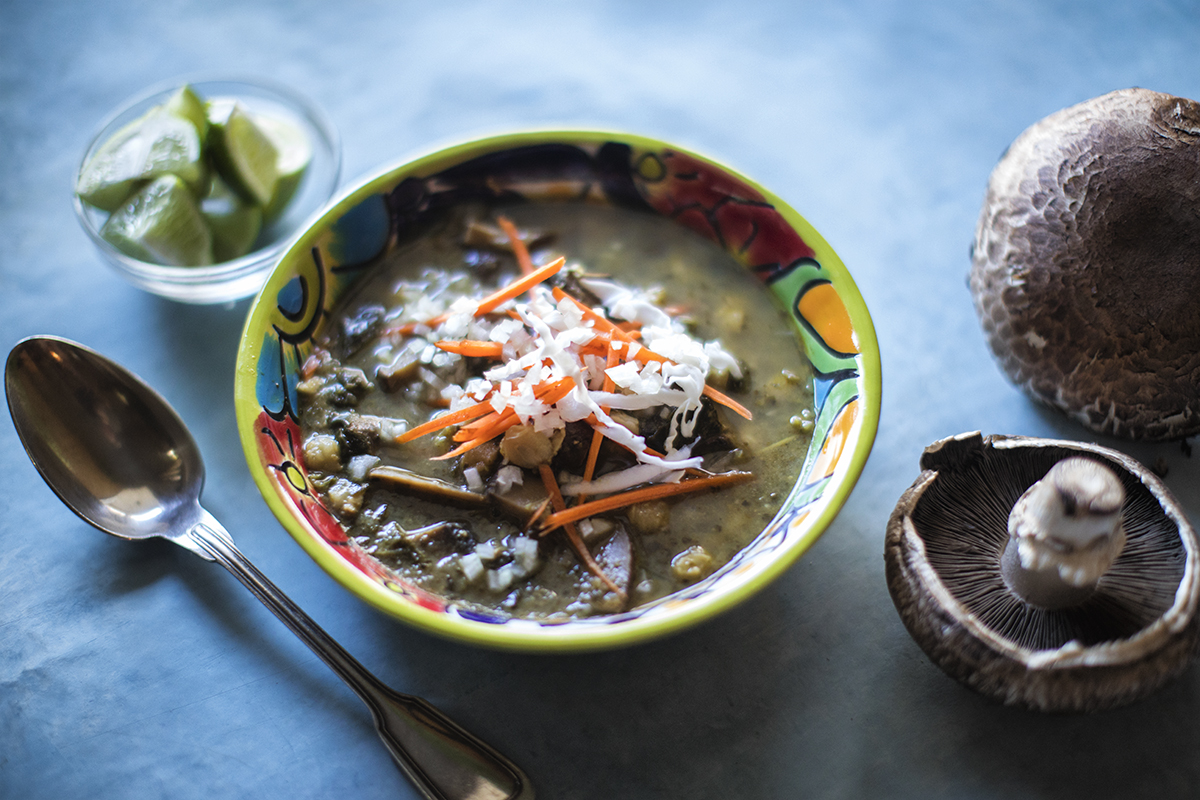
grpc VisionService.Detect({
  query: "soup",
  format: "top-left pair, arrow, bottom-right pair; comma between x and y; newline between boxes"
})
296,202 -> 812,620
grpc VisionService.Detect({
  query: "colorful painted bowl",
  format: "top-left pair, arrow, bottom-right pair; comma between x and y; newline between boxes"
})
235,131 -> 881,651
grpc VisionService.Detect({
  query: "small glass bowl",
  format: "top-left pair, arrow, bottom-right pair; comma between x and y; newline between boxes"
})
73,76 -> 341,304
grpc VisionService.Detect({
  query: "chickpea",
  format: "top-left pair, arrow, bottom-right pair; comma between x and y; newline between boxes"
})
671,545 -> 715,583
303,433 -> 341,472
499,424 -> 562,468
628,501 -> 671,534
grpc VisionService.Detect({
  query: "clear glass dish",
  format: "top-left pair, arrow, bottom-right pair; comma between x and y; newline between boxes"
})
73,76 -> 341,304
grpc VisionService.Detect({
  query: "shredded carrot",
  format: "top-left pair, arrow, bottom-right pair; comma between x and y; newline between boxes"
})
496,215 -> 535,276
384,316 -> 447,337
537,471 -> 754,534
435,340 -> 505,359
624,343 -> 669,365
702,384 -> 753,420
551,287 -> 637,342
432,433 -> 497,461
577,344 -> 622,503
454,409 -> 510,440
526,496 -> 552,528
434,377 -> 576,456
538,465 -> 622,596
381,322 -> 412,337
396,399 -> 495,444
474,256 -> 565,317
452,408 -> 519,444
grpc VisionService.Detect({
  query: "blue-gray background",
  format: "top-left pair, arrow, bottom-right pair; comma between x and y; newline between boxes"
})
4,1 -> 1200,797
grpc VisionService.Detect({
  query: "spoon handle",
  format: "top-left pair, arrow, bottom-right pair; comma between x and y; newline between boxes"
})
181,509 -> 533,800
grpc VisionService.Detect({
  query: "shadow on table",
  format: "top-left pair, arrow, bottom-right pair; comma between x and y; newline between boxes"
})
860,638 -> 1200,799
349,564 -> 838,800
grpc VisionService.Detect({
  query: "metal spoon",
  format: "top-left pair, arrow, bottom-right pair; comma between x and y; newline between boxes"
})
5,335 -> 533,800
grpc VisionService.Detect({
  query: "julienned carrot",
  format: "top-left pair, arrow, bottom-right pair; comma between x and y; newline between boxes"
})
474,256 -> 566,317
496,215 -> 535,276
619,342 -> 752,420
435,340 -> 505,359
432,378 -> 578,458
395,398 -> 495,444
539,465 -> 622,596
455,408 -> 512,439
452,375 -> 575,442
577,344 -> 621,503
384,255 -> 560,338
432,433 -> 497,461
702,384 -> 753,420
526,496 -> 552,528
537,471 -> 754,534
453,408 -> 518,444
551,288 -> 636,342
384,315 -> 448,337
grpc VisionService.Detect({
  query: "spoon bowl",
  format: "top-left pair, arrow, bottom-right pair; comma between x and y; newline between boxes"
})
7,336 -> 204,541
5,335 -> 532,800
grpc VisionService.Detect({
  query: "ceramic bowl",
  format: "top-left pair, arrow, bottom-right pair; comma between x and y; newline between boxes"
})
234,131 -> 881,651
73,76 -> 340,304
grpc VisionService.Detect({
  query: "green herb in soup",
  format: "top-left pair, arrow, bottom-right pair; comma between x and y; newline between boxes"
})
297,204 -> 813,620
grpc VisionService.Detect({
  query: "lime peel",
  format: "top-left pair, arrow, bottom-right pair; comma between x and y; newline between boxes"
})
100,174 -> 214,267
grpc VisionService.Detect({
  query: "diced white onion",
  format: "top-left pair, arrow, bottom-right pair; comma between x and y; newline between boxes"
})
460,552 -> 485,582
347,455 -> 381,482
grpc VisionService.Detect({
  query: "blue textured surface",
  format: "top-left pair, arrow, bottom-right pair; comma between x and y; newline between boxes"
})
4,2 -> 1200,798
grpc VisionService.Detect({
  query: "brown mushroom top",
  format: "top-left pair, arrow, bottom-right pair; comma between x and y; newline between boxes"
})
970,88 -> 1200,440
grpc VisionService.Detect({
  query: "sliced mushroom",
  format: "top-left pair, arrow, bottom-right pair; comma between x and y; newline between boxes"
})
885,432 -> 1200,712
462,218 -> 552,252
376,347 -> 421,392
486,478 -> 550,526
368,464 -> 487,509
591,528 -> 634,612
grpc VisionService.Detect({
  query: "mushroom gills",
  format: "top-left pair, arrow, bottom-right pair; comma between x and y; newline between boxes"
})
885,432 -> 1200,713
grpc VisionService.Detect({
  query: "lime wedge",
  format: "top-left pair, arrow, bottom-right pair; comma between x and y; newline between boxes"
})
77,109 -> 206,212
201,174 -> 263,262
164,84 -> 209,140
207,102 -> 280,206
100,174 -> 213,266
255,113 -> 312,221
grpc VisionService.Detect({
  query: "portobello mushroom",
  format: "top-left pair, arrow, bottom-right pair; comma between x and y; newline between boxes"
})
970,88 -> 1200,440
885,432 -> 1200,712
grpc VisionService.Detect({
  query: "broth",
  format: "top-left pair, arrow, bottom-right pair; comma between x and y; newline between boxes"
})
297,202 -> 812,619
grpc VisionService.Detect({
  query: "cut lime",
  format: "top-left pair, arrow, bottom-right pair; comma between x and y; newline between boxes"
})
201,174 -> 263,262
77,109 -> 207,212
100,174 -> 213,266
255,113 -> 312,221
207,102 -> 280,206
164,84 -> 209,140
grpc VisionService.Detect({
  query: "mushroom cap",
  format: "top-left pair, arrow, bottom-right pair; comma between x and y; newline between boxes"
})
885,432 -> 1200,713
970,88 -> 1200,440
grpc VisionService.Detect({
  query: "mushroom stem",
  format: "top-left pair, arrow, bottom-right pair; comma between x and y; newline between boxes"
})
999,457 -> 1127,610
